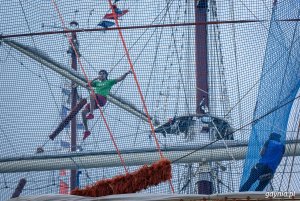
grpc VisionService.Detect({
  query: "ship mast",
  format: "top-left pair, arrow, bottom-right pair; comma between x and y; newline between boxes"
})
195,0 -> 213,195
195,0 -> 209,115
69,21 -> 79,191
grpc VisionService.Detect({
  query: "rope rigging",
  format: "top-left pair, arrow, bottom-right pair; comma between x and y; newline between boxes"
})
1,0 -> 300,198
107,0 -> 165,160
51,0 -> 129,174
35,0 -> 177,196
31,0 -> 180,154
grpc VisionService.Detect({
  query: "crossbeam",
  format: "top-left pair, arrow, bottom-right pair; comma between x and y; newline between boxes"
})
2,39 -> 150,123
0,140 -> 299,173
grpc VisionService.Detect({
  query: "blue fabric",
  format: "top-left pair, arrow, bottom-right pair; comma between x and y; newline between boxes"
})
61,105 -> 70,119
98,20 -> 115,28
62,88 -> 71,96
259,140 -> 284,173
114,8 -> 123,14
240,0 -> 300,191
60,140 -> 70,148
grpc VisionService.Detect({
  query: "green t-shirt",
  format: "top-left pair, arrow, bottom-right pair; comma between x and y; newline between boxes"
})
91,79 -> 117,97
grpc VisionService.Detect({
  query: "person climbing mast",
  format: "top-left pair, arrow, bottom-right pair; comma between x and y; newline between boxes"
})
240,132 -> 285,191
82,69 -> 132,140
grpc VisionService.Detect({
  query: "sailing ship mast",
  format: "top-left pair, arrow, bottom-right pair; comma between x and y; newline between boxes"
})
195,0 -> 235,194
194,0 -> 212,195
195,0 -> 209,116
69,21 -> 79,191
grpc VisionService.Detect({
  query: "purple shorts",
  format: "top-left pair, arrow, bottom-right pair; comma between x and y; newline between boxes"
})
85,94 -> 107,110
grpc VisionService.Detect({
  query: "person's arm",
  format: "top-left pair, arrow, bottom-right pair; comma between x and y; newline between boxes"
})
116,70 -> 132,83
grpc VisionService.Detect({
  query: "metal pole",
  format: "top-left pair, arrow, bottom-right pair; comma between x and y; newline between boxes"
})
70,31 -> 78,191
195,0 -> 209,115
0,140 -> 299,173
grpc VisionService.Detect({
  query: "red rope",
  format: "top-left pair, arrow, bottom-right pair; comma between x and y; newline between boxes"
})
107,0 -> 174,192
51,0 -> 128,174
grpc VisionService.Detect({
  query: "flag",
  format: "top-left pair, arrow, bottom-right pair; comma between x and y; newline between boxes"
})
76,123 -> 84,130
59,180 -> 69,194
60,140 -> 70,149
98,20 -> 115,28
61,105 -> 70,119
103,9 -> 128,20
59,169 -> 66,176
76,171 -> 82,187
64,122 -> 84,130
62,88 -> 71,96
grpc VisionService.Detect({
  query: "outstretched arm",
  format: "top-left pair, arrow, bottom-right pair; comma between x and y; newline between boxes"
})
116,70 -> 132,83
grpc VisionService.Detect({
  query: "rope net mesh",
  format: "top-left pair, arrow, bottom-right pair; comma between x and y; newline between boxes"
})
0,0 -> 299,200
240,0 -> 300,191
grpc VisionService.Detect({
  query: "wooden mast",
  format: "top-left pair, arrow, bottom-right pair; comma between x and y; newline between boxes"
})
70,21 -> 79,191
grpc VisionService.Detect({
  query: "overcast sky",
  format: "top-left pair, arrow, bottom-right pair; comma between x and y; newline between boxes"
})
1,0 -> 299,199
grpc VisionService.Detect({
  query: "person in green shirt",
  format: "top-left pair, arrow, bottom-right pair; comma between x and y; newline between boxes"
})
82,69 -> 132,140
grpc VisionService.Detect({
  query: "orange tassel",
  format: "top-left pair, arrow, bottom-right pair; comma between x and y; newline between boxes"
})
71,158 -> 172,197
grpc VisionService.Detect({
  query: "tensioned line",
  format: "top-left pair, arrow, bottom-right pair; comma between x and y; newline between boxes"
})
1,19 -> 299,39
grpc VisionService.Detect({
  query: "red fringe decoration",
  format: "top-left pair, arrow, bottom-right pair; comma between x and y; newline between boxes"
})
71,158 -> 172,197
